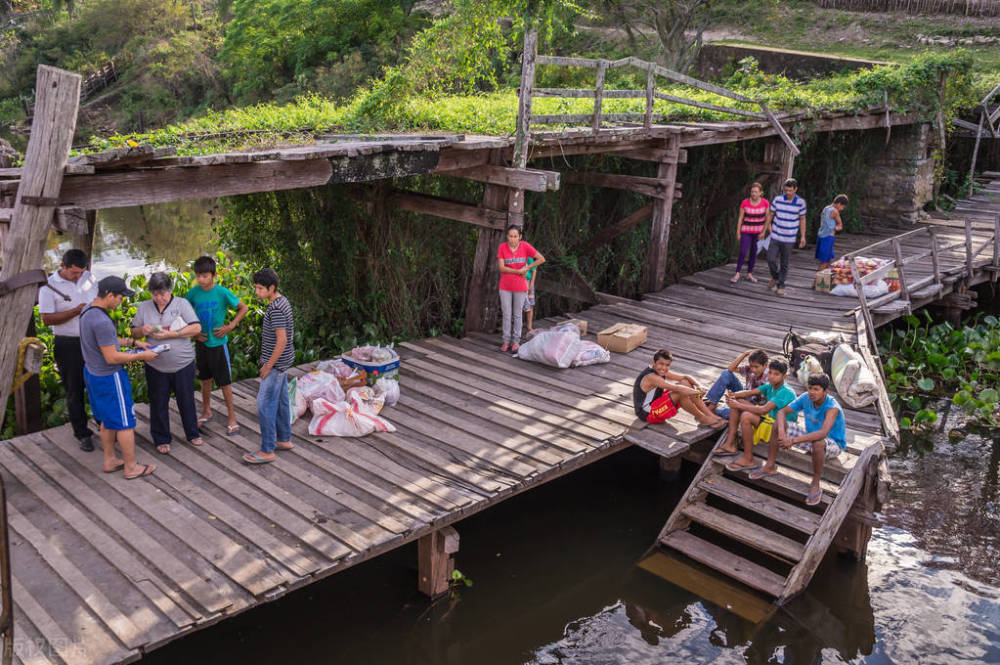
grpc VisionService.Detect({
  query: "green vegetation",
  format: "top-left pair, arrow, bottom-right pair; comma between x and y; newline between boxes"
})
878,311 -> 1000,435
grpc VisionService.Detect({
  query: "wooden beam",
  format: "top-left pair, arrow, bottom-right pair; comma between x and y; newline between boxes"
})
654,91 -> 767,119
583,203 -> 653,253
433,149 -> 490,173
512,28 -> 537,171
464,150 -> 508,334
562,170 -> 678,199
643,137 -> 681,293
392,191 -> 506,229
524,140 -> 664,160
441,164 -> 559,192
58,159 -> 334,209
617,147 -> 688,163
418,526 -> 459,598
0,65 -> 81,435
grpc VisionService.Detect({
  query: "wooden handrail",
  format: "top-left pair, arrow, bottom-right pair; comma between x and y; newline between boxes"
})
0,476 -> 13,665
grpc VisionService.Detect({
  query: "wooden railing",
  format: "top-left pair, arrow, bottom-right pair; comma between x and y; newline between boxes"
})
847,216 -> 1000,346
0,476 -> 12,665
521,50 -> 800,157
967,83 -> 1000,195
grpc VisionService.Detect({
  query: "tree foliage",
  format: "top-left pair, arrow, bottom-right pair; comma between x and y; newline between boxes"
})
586,0 -> 712,73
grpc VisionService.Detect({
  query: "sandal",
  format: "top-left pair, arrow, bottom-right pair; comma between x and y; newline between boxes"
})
748,467 -> 778,480
275,442 -> 294,451
243,451 -> 275,465
805,490 -> 823,506
226,424 -> 240,437
197,414 -> 214,427
190,438 -> 205,447
711,447 -> 739,458
156,444 -> 171,455
510,343 -> 520,353
500,343 -> 510,352
124,463 -> 156,480
725,461 -> 759,473
746,274 -> 759,283
730,273 -> 741,284
103,459 -> 125,474
708,419 -> 728,429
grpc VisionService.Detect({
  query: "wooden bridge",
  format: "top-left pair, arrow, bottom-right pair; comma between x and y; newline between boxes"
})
1,191 -> 998,662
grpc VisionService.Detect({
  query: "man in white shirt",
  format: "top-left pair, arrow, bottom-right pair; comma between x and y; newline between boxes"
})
38,249 -> 99,451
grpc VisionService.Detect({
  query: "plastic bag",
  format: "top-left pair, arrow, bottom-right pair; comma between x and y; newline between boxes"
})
370,346 -> 394,363
796,355 -> 824,385
296,370 -> 346,411
374,376 -> 400,407
570,340 -> 611,367
308,398 -> 396,436
516,327 -> 580,368
347,386 -> 386,414
757,235 -> 771,255
288,377 -> 306,423
831,343 -> 878,407
351,345 -> 376,361
317,359 -> 357,379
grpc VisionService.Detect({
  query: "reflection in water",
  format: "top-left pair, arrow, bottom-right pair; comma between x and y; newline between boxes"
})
138,428 -> 1000,665
43,199 -> 219,278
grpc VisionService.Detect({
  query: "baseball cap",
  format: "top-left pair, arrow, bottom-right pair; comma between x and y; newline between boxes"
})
97,276 -> 135,298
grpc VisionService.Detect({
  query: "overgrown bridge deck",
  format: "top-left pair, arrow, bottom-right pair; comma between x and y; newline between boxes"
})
4,207 -> 998,664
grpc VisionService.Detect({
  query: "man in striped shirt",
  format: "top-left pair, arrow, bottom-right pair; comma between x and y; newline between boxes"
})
244,268 -> 296,464
763,178 -> 807,296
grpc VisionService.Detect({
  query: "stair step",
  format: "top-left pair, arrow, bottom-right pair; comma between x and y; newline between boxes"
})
698,475 -> 822,534
660,530 -> 786,598
713,457 -> 837,506
682,503 -> 805,563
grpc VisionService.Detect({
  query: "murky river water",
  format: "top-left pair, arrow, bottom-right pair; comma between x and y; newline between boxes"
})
66,210 -> 1000,664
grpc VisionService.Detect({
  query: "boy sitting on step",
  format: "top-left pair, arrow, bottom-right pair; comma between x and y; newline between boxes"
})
712,358 -> 796,464
703,348 -> 768,418
756,373 -> 847,506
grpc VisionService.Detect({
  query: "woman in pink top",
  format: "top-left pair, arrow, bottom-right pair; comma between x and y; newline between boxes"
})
732,182 -> 770,284
496,225 -> 545,353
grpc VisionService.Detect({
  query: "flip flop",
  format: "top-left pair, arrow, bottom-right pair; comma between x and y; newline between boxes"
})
709,419 -> 728,429
746,274 -> 759,283
725,461 -> 759,472
155,444 -> 171,455
711,447 -> 739,458
190,438 -> 205,447
805,490 -> 823,506
243,451 -> 274,465
197,415 -> 215,426
510,343 -> 520,353
102,460 -> 125,474
730,273 -> 741,284
275,442 -> 294,451
124,463 -> 155,480
226,424 -> 240,437
748,468 -> 778,480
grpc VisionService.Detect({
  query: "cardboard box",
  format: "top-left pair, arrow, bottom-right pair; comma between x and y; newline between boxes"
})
565,318 -> 588,336
597,323 -> 647,353
814,268 -> 832,293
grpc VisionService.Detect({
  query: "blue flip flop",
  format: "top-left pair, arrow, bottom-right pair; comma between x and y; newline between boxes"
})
725,461 -> 759,473
242,451 -> 274,465
805,490 -> 823,506
748,468 -> 778,480
711,447 -> 739,458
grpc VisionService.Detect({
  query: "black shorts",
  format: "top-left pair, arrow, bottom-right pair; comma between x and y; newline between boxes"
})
195,343 -> 232,386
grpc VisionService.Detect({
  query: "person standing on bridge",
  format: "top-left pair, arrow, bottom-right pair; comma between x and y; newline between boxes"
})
763,178 -> 807,296
38,249 -> 99,451
816,194 -> 848,271
731,182 -> 769,284
497,224 -> 545,354
80,276 -> 159,479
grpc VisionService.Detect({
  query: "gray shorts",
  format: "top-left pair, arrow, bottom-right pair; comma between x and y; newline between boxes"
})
523,289 -> 535,312
786,421 -> 843,459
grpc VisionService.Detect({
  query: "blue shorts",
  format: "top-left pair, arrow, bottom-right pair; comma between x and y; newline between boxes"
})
84,367 -> 136,431
815,236 -> 836,263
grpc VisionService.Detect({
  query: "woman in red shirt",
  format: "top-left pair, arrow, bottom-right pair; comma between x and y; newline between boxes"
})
732,182 -> 769,284
496,225 -> 545,353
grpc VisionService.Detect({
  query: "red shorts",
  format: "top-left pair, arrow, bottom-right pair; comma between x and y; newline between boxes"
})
645,392 -> 678,423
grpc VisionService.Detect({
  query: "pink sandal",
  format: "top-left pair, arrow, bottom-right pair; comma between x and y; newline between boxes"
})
510,343 -> 520,353
746,273 -> 759,283
730,273 -> 741,284
500,343 -> 510,352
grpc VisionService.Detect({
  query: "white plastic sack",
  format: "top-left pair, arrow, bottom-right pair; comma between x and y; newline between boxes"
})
796,354 -> 824,385
308,398 -> 396,437
570,340 -> 611,367
831,343 -> 878,408
347,386 -> 386,414
297,370 -> 346,414
829,280 -> 890,299
802,331 -> 845,345
516,327 -> 580,368
374,377 -> 400,407
757,235 -> 771,255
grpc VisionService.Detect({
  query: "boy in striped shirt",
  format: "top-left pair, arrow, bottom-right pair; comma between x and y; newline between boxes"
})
763,178 -> 807,296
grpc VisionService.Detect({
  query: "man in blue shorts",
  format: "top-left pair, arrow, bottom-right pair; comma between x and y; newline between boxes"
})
80,276 -> 160,479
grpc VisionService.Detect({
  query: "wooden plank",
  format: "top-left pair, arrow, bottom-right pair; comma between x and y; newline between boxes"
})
681,502 -> 805,563
0,65 -> 80,435
393,190 -> 506,229
2,437 -> 220,620
644,137 -> 680,292
653,91 -> 767,119
698,475 -> 821,534
780,441 -> 883,602
562,170 -> 673,199
59,159 -> 334,209
657,433 -> 727,540
593,60 -> 607,134
443,164 -> 558,192
660,531 -> 786,598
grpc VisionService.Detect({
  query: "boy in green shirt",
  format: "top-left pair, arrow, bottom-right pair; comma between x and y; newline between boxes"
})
524,256 -> 537,336
711,358 -> 797,472
185,256 -> 249,435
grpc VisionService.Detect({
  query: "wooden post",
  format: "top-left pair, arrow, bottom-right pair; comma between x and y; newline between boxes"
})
464,150 -> 508,335
929,227 -> 941,286
72,209 -> 97,256
418,526 -> 460,598
13,317 -> 42,435
965,217 -> 975,278
643,66 -> 655,129
891,238 -> 909,313
642,136 -> 680,293
0,66 -> 81,434
849,255 -> 878,348
512,27 -> 537,172
968,110 -> 985,198
592,60 -> 607,136
763,139 -> 795,199
993,213 -> 1000,281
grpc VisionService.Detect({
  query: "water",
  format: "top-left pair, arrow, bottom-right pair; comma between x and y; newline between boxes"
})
43,199 -> 219,278
139,421 -> 1000,665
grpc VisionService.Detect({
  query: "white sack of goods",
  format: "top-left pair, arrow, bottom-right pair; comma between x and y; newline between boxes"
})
515,324 -> 580,368
570,340 -> 611,367
296,369 -> 346,415
308,398 -> 396,437
830,343 -> 878,408
374,376 -> 400,407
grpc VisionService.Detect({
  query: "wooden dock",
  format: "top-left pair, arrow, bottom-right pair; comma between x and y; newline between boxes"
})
1,210 -> 999,663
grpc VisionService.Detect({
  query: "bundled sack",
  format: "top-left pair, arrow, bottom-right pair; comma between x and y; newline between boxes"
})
516,326 -> 580,368
308,398 -> 396,437
796,354 -> 824,385
296,370 -> 346,415
347,386 -> 386,415
830,280 -> 890,299
374,376 -> 400,407
570,340 -> 611,367
831,343 -> 878,407
315,359 -> 367,392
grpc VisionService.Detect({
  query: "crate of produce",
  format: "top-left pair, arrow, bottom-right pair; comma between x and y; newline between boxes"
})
340,345 -> 400,380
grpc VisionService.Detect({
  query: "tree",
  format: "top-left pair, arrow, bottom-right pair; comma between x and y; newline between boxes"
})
592,0 -> 712,73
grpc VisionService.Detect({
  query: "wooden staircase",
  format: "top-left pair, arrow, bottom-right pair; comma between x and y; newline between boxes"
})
656,432 -> 884,604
